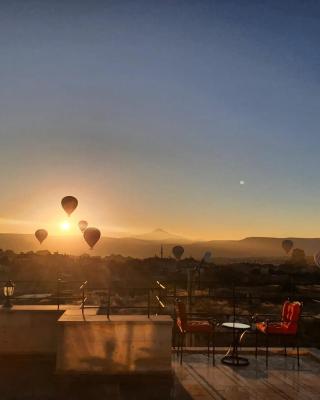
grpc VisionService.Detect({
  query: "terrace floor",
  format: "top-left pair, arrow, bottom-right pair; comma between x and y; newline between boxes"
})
173,350 -> 320,399
0,350 -> 319,399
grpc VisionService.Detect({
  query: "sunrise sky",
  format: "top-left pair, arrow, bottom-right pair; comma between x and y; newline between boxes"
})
1,1 -> 320,240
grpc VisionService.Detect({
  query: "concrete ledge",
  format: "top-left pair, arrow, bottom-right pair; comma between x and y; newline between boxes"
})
56,311 -> 173,375
0,306 -> 65,355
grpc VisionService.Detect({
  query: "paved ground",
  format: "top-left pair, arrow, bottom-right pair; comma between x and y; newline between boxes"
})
0,352 -> 319,399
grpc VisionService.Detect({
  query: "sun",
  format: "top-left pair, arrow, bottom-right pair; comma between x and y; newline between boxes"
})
60,221 -> 71,232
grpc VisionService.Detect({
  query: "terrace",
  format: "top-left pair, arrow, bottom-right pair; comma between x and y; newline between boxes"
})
1,352 -> 320,399
0,279 -> 319,399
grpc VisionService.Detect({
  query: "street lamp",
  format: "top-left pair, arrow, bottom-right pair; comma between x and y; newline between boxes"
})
3,280 -> 15,308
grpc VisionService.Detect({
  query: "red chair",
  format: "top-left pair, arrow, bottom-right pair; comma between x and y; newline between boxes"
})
255,300 -> 303,366
175,299 -> 215,364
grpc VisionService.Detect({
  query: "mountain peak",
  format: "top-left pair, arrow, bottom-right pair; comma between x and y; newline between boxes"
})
133,228 -> 190,243
152,228 -> 168,234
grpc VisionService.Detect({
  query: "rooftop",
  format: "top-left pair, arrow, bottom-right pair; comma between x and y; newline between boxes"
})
1,280 -> 320,398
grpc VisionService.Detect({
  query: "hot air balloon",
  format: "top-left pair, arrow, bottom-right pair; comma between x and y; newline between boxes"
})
78,220 -> 88,233
35,229 -> 48,244
172,245 -> 184,260
197,251 -> 212,271
202,251 -> 212,263
61,196 -> 78,217
314,251 -> 320,268
282,239 -> 294,254
83,227 -> 101,249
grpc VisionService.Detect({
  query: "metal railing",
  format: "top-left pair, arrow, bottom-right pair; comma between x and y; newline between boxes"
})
79,280 -> 88,318
0,279 -> 168,319
78,281 -> 167,320
155,279 -> 320,327
158,279 -> 320,302
156,279 -> 320,348
0,279 -> 86,310
2,278 -> 320,324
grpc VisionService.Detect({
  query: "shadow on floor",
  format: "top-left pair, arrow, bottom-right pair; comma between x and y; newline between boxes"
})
0,355 -> 192,400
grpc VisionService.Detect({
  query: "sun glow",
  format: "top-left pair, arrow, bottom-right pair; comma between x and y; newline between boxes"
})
60,221 -> 71,232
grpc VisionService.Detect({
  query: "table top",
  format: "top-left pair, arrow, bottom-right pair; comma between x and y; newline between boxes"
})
222,322 -> 251,330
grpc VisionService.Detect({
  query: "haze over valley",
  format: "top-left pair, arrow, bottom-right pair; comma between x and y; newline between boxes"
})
0,229 -> 319,261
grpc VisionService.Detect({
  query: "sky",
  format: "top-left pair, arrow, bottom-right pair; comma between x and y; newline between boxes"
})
1,0 -> 320,240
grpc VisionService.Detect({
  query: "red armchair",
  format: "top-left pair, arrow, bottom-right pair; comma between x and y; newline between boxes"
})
175,299 -> 215,364
255,300 -> 303,366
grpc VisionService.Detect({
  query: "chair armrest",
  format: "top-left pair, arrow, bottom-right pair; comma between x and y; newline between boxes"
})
188,316 -> 212,322
185,315 -> 218,327
185,313 -> 211,320
207,318 -> 219,327
265,319 -> 283,324
252,313 -> 280,323
185,312 -> 209,316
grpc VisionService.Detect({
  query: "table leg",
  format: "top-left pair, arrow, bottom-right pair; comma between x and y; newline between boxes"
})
221,329 -> 249,366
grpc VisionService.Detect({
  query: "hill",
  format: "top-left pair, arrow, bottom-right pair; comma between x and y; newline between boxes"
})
0,233 -> 319,260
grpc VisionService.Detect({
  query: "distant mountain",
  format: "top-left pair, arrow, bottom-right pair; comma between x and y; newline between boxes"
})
187,237 -> 320,260
132,228 -> 191,243
0,233 -> 319,260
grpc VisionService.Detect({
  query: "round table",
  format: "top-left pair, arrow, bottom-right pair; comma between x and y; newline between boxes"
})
221,322 -> 251,366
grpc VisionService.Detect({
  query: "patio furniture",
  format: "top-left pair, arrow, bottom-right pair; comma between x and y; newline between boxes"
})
221,322 -> 251,366
254,300 -> 303,367
174,299 -> 215,365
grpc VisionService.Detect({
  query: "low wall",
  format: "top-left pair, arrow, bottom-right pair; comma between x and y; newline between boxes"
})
56,310 -> 173,375
0,306 -> 64,355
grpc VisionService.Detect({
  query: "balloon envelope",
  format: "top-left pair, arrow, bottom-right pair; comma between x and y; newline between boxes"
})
78,220 -> 88,233
172,245 -> 184,260
35,229 -> 48,244
83,227 -> 101,249
61,196 -> 78,216
203,251 -> 212,263
282,239 -> 294,254
314,251 -> 320,268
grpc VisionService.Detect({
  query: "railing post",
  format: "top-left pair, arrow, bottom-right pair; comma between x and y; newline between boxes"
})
232,285 -> 236,323
147,289 -> 151,319
80,280 -> 87,320
158,288 -> 162,315
57,278 -> 61,311
107,289 -> 111,320
81,283 -> 85,319
187,269 -> 193,313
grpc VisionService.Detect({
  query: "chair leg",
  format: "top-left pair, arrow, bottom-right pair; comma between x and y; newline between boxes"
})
175,332 -> 179,358
212,331 -> 215,365
207,334 -> 210,358
284,336 -> 287,357
297,336 -> 300,368
266,334 -> 269,368
180,333 -> 185,365
255,329 -> 258,358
